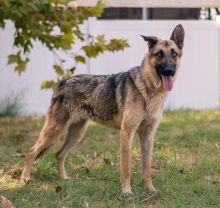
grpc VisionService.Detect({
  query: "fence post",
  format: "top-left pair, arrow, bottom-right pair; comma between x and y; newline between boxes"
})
86,17 -> 97,74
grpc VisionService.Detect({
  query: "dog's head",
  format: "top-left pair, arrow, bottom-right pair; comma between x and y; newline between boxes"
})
141,24 -> 185,91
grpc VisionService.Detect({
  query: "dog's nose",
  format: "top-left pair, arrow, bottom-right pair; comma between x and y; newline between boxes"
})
162,68 -> 175,76
161,61 -> 176,76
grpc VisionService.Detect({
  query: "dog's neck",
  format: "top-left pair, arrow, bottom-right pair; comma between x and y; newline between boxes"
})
140,57 -> 165,94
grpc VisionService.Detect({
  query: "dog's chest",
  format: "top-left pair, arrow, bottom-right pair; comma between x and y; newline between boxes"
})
144,93 -> 166,122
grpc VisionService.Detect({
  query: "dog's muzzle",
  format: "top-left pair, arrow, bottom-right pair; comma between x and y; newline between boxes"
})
160,62 -> 176,77
156,62 -> 176,92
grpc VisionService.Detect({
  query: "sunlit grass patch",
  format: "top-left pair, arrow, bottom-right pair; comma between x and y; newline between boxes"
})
0,110 -> 220,207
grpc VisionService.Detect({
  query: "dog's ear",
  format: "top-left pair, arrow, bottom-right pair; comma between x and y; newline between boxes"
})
170,24 -> 185,49
141,35 -> 158,48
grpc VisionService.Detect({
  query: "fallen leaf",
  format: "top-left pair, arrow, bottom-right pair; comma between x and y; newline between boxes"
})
103,158 -> 111,165
12,152 -> 25,158
3,165 -> 21,179
84,166 -> 90,173
178,168 -> 184,174
213,180 -> 219,185
12,144 -> 25,157
55,186 -> 62,193
1,196 -> 16,208
15,133 -> 23,141
92,152 -> 101,159
35,172 -> 43,180
157,143 -> 166,149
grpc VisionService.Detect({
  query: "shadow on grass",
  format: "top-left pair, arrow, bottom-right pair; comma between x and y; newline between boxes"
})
1,110 -> 220,207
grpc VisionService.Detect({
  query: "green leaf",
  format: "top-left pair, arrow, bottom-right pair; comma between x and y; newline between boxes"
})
75,55 -> 86,64
53,65 -> 64,76
41,80 -> 56,89
107,39 -> 130,52
1,0 -> 130,88
8,54 -> 19,65
96,34 -> 106,44
15,62 -> 26,74
8,52 -> 29,74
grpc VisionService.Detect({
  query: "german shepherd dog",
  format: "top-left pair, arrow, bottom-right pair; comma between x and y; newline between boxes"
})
21,25 -> 185,193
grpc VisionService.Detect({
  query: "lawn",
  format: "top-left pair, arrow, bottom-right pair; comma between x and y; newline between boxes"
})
0,110 -> 220,208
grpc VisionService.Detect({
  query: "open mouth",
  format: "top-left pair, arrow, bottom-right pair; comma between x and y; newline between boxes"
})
161,75 -> 174,92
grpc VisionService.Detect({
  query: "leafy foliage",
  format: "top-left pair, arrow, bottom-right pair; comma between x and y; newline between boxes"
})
0,0 -> 129,89
7,51 -> 29,74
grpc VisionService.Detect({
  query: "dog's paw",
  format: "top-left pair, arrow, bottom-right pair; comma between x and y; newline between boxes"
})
20,175 -> 32,183
122,186 -> 132,194
59,174 -> 71,180
61,176 -> 71,180
145,184 -> 157,193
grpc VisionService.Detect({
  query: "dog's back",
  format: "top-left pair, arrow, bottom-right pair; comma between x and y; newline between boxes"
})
52,67 -> 144,123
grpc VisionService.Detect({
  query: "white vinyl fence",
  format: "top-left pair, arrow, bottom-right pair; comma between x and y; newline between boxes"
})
0,20 -> 220,115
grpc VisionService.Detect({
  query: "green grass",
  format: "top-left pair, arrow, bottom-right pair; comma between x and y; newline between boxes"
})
0,110 -> 220,207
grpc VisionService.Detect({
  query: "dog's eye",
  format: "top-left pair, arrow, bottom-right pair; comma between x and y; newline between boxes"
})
171,51 -> 178,57
155,51 -> 163,58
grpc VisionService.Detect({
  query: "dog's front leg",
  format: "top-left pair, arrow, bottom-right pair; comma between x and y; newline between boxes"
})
138,121 -> 159,192
120,106 -> 143,193
120,128 -> 135,194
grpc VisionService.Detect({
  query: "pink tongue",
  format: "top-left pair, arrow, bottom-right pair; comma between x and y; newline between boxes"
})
162,76 -> 173,91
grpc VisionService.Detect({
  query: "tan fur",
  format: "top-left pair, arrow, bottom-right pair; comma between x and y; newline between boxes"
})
21,25 -> 184,193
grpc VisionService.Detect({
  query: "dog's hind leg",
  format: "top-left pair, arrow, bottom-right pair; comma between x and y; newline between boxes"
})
56,119 -> 89,179
21,101 -> 70,183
